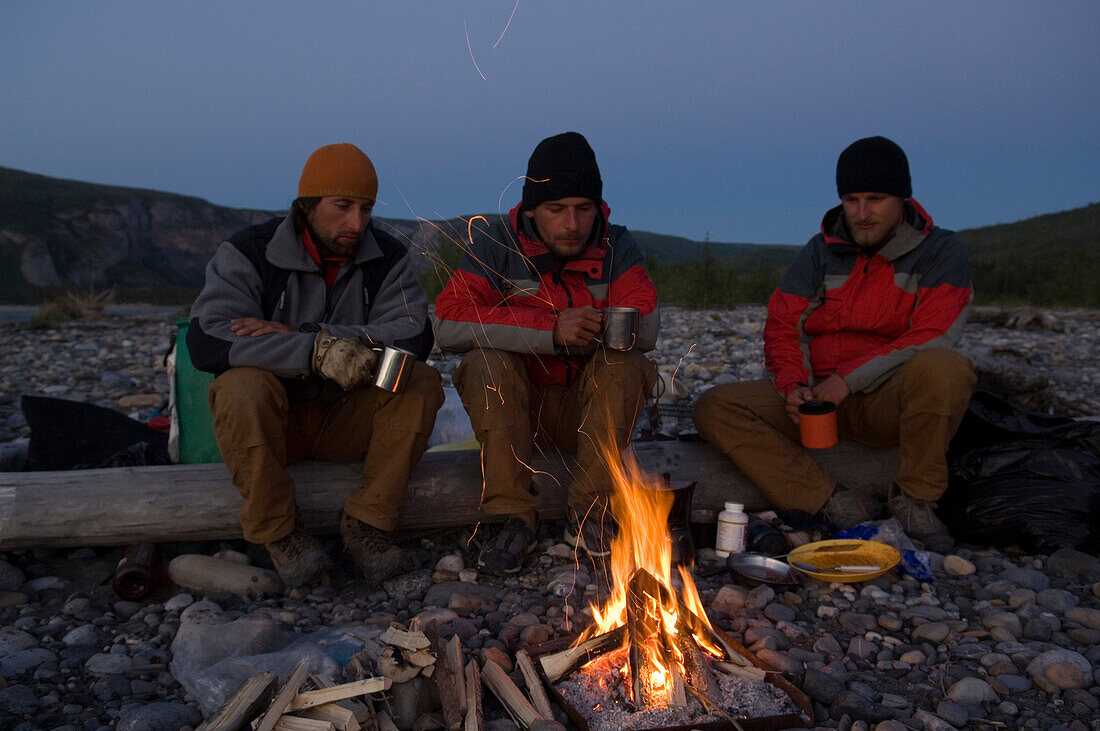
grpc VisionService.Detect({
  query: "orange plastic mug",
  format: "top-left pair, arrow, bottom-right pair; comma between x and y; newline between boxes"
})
798,400 -> 837,449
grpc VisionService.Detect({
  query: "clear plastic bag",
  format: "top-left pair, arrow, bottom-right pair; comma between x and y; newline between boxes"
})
169,600 -> 382,715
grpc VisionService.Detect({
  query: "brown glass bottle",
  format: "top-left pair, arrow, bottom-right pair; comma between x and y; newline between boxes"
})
113,543 -> 160,600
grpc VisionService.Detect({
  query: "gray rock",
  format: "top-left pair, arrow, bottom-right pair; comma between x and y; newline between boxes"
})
422,580 -> 498,608
0,560 -> 25,591
991,674 -> 1033,694
24,575 -> 67,591
1045,547 -> 1100,576
745,584 -> 775,609
913,708 -> 957,730
812,635 -> 843,660
163,593 -> 195,612
831,691 -> 890,724
0,647 -> 56,676
61,624 -> 98,647
85,652 -> 132,675
711,584 -> 748,614
1022,613 -> 1060,641
880,692 -> 908,709
116,701 -> 203,730
935,699 -> 970,727
946,677 -> 997,706
763,602 -> 796,623
384,569 -> 433,600
168,554 -> 283,597
801,667 -> 844,704
1065,606 -> 1100,631
952,642 -> 992,660
1036,588 -> 1078,613
0,627 -> 37,654
998,567 -> 1050,592
912,621 -> 950,643
846,636 -> 878,659
756,648 -> 802,680
0,684 -> 40,714
839,612 -> 877,634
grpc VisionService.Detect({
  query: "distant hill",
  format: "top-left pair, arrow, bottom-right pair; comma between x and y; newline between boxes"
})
957,202 -> 1100,306
0,165 -> 1096,306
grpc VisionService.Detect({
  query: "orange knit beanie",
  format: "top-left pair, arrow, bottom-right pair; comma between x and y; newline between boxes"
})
297,143 -> 378,200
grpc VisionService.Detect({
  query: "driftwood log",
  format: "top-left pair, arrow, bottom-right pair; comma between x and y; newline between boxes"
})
0,441 -> 896,550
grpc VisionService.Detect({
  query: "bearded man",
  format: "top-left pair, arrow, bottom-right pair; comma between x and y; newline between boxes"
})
188,143 -> 443,587
433,132 -> 659,575
694,136 -> 976,552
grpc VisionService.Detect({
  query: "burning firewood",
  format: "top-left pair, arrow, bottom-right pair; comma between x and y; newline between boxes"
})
626,568 -> 686,708
537,625 -> 625,683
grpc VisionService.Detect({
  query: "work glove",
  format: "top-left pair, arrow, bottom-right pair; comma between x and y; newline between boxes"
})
311,330 -> 378,390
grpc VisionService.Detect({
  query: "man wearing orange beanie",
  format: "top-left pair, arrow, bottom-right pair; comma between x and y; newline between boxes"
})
188,143 -> 443,587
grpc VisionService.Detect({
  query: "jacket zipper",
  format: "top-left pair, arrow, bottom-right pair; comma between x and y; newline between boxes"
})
553,263 -> 575,387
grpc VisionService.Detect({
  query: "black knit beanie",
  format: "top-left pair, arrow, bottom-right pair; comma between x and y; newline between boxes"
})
836,136 -> 912,198
521,132 -> 602,210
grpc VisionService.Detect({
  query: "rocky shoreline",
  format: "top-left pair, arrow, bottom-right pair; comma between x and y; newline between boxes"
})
0,306 -> 1098,730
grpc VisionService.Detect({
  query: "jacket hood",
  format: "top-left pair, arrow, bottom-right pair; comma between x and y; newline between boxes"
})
508,201 -> 611,272
820,198 -> 935,260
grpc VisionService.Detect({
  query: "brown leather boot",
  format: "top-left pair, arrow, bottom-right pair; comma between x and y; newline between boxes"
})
340,511 -> 405,585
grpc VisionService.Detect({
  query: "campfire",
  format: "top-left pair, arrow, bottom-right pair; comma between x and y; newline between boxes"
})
528,443 -> 811,730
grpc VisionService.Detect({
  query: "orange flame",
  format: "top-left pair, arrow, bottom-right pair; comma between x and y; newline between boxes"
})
575,440 -> 719,705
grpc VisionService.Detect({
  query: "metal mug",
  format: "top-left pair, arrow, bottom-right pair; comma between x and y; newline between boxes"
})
600,307 -> 639,351
373,346 -> 416,393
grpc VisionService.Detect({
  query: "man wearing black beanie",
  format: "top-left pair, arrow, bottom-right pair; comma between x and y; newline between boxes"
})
695,136 -> 975,551
434,132 -> 660,575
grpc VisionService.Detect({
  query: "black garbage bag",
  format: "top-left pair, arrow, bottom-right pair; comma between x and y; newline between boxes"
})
940,391 -> 1100,554
22,395 -> 170,471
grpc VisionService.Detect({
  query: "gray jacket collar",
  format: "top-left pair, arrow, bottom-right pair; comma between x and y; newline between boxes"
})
264,215 -> 384,272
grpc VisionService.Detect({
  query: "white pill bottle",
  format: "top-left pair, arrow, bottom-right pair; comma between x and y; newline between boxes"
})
715,501 -> 748,557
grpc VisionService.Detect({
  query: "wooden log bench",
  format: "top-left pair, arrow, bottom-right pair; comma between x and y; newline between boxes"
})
0,441 -> 897,550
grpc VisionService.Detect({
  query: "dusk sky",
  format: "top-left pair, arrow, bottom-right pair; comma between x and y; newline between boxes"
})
3,2 -> 1098,244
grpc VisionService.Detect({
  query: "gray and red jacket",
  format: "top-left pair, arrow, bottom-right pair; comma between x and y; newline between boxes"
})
764,199 -> 971,396
433,202 -> 659,388
187,216 -> 432,378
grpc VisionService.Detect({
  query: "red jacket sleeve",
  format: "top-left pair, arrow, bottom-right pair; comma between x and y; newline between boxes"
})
763,287 -> 813,395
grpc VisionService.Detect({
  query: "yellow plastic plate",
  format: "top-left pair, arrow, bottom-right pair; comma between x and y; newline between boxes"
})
786,539 -> 901,583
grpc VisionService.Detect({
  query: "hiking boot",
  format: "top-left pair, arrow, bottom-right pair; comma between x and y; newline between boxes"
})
821,483 -> 882,531
477,517 -> 537,576
887,485 -> 954,553
264,526 -> 332,588
564,508 -> 617,562
340,511 -> 405,585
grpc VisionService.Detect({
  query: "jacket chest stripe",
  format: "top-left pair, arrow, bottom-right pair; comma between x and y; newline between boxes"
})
895,271 -> 921,294
587,282 -> 609,300
506,278 -> 543,296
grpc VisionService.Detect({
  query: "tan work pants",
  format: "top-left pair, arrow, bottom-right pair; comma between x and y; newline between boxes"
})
452,349 -> 657,517
208,363 -> 444,543
693,348 -> 976,513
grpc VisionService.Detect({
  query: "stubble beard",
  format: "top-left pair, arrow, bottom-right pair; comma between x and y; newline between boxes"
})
310,224 -> 359,258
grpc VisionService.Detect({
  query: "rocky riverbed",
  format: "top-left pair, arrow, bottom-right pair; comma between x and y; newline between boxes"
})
0,306 -> 1098,730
